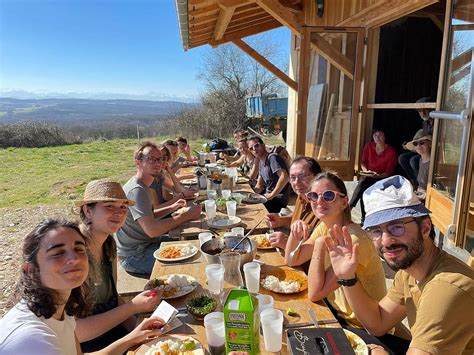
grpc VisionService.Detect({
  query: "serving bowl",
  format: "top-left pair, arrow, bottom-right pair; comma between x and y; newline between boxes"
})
200,236 -> 257,266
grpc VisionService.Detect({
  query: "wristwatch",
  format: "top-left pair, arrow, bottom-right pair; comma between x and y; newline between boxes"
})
337,275 -> 358,287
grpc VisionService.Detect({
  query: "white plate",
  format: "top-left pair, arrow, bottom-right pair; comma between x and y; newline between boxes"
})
144,274 -> 199,300
134,334 -> 204,355
207,216 -> 242,229
243,193 -> 267,204
181,178 -> 198,185
343,329 -> 369,355
153,244 -> 198,262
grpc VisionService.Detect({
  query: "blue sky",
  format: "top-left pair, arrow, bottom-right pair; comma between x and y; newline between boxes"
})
0,0 -> 290,101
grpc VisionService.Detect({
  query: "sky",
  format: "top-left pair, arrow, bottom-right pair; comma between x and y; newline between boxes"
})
0,0 -> 290,102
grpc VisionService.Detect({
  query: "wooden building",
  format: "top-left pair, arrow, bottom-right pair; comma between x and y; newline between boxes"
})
174,0 -> 474,265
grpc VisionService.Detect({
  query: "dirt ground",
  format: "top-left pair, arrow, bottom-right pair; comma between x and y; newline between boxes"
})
0,205 -> 73,316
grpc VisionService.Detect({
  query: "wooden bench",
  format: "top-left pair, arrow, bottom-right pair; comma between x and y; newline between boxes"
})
116,262 -> 148,297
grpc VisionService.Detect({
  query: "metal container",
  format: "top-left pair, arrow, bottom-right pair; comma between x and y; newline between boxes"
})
200,236 -> 257,267
198,152 -> 208,166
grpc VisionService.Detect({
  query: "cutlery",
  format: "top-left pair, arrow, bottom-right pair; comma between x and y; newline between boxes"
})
160,261 -> 199,267
284,319 -> 338,329
231,217 -> 265,251
287,238 -> 304,267
307,309 -> 320,328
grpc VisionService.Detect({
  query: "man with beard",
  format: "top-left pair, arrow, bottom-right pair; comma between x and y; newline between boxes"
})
116,141 -> 201,276
325,176 -> 474,354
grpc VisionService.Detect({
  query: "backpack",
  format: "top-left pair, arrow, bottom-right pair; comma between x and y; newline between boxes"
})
208,138 -> 229,151
268,145 -> 292,170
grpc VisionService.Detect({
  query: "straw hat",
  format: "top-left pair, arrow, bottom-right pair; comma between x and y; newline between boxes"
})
75,180 -> 135,207
404,129 -> 432,151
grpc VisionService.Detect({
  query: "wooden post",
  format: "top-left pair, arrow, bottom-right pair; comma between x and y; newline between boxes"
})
296,26 -> 311,156
318,93 -> 335,160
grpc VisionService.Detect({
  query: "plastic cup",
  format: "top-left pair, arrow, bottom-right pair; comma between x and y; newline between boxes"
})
206,264 -> 224,295
221,189 -> 231,198
261,308 -> 284,352
226,200 -> 237,217
243,262 -> 261,293
223,232 -> 236,238
204,312 -> 225,355
231,227 -> 244,237
207,189 -> 217,200
256,294 -> 274,314
199,232 -> 213,247
205,200 -> 217,220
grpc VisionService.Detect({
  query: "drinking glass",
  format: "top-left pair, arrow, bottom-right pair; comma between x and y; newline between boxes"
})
261,308 -> 284,352
207,189 -> 217,200
204,312 -> 226,355
243,262 -> 261,293
206,264 -> 224,295
223,232 -> 235,238
256,294 -> 274,314
221,189 -> 231,198
205,199 -> 217,220
226,200 -> 237,217
198,232 -> 213,247
231,227 -> 244,237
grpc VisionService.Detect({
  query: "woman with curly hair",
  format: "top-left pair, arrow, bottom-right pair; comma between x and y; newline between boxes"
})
0,218 -> 164,354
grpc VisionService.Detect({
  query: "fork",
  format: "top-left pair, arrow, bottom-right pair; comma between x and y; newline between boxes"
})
288,238 -> 304,267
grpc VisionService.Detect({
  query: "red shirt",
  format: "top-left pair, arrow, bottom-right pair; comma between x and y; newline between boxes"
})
361,142 -> 397,175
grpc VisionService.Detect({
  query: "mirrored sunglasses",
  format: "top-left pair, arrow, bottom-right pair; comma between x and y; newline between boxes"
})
306,190 -> 346,203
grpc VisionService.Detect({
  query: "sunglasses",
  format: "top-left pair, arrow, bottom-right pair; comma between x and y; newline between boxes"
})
250,142 -> 261,151
365,219 -> 416,240
289,173 -> 311,182
306,190 -> 346,203
413,141 -> 426,147
142,156 -> 166,164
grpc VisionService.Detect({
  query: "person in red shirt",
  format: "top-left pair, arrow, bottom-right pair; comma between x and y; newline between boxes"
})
349,129 -> 397,223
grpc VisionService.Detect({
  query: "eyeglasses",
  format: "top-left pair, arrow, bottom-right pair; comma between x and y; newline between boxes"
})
306,190 -> 346,203
413,141 -> 426,147
365,219 -> 416,240
142,156 -> 166,164
250,142 -> 260,151
289,173 -> 311,182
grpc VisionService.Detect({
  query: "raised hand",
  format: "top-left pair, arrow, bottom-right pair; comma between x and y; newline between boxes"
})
324,224 -> 359,279
290,220 -> 311,241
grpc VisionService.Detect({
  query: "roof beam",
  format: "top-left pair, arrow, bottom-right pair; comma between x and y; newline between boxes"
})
256,0 -> 301,34
210,19 -> 282,47
310,33 -> 354,80
214,6 -> 235,40
338,0 -> 439,28
233,38 -> 298,91
279,0 -> 303,13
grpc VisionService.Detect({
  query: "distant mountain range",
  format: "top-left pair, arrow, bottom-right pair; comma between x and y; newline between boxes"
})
0,97 -> 200,124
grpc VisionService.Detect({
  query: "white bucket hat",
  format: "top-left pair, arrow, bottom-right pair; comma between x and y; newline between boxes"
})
362,175 -> 430,229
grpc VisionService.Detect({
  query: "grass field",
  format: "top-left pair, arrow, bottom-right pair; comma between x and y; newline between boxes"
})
1,135 -> 283,208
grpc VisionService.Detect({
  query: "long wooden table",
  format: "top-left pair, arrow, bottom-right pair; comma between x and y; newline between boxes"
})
143,240 -> 339,354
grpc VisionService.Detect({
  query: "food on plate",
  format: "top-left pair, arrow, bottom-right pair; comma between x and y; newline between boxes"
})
185,295 -> 217,319
286,308 -> 299,317
215,196 -> 240,212
206,247 -> 247,256
343,329 -> 368,354
236,176 -> 249,184
145,337 -> 197,355
252,234 -> 271,248
145,274 -> 197,298
158,244 -> 197,259
261,275 -> 301,293
173,206 -> 190,215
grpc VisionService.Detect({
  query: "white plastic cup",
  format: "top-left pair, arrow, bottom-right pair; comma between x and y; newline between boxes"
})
231,227 -> 244,237
226,200 -> 237,217
256,294 -> 274,314
205,199 -> 217,220
261,308 -> 284,352
199,232 -> 213,247
207,189 -> 217,200
221,189 -> 231,199
204,312 -> 225,353
206,264 -> 224,295
243,262 -> 261,293
223,232 -> 236,238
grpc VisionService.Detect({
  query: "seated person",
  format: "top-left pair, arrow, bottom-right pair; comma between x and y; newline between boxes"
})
326,176 -> 474,354
403,130 -> 432,200
303,172 -> 402,353
220,129 -> 249,162
116,141 -> 201,276
263,156 -> 321,251
398,97 -> 434,187
0,219 -> 165,354
163,139 -> 188,173
248,135 -> 290,213
349,129 -> 397,223
225,137 -> 258,179
75,180 -> 162,352
176,136 -> 195,162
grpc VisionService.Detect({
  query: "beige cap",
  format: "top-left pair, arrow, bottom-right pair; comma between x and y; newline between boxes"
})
75,180 -> 135,207
404,129 -> 432,151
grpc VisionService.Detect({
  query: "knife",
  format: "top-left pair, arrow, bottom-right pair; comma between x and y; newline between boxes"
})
307,309 -> 320,328
284,319 -> 339,329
